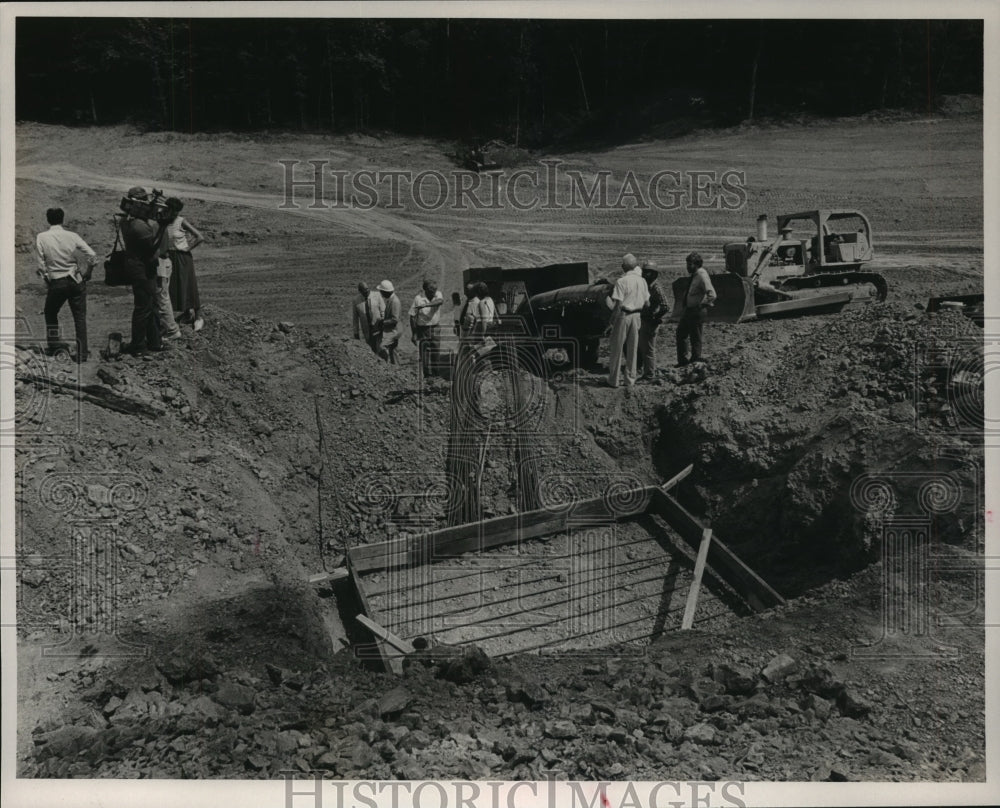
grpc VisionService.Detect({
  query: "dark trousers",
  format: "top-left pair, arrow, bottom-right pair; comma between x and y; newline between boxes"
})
130,271 -> 162,351
676,306 -> 706,365
637,319 -> 659,376
44,277 -> 88,358
413,324 -> 441,377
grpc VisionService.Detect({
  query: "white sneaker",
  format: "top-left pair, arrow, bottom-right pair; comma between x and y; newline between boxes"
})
193,318 -> 204,332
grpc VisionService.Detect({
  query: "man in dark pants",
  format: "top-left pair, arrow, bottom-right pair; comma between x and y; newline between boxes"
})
637,260 -> 669,380
676,251 -> 716,367
36,208 -> 97,362
120,187 -> 166,356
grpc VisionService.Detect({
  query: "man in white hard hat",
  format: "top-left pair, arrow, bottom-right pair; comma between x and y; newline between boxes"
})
606,253 -> 649,389
375,279 -> 402,364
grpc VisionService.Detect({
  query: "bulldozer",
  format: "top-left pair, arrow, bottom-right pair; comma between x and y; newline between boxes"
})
671,210 -> 888,324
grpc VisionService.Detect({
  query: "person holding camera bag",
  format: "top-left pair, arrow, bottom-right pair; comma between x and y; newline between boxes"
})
120,187 -> 167,356
36,207 -> 97,362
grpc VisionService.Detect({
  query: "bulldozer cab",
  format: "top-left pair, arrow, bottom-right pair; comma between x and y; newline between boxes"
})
776,210 -> 873,270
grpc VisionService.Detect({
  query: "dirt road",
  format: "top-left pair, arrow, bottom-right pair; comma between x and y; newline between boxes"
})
15,113 -> 982,336
19,161 -> 475,291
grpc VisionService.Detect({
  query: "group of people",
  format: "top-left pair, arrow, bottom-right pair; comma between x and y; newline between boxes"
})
350,258 -> 713,389
352,277 -> 502,377
35,187 -> 205,362
118,187 -> 205,356
606,250 -> 716,389
354,277 -> 446,376
454,282 -> 498,340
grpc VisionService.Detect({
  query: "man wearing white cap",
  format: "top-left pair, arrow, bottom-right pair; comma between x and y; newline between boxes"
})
606,253 -> 649,388
375,279 -> 402,364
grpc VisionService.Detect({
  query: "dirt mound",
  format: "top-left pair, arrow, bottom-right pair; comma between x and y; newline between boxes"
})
15,296 -> 985,782
649,304 -> 983,593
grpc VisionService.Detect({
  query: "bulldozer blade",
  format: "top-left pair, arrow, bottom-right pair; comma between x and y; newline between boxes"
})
754,291 -> 852,318
669,274 -> 757,324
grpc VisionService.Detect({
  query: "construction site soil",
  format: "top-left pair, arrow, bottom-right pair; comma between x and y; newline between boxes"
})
12,107 -> 985,782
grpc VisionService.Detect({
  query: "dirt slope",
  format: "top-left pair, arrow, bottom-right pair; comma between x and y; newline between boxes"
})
14,300 -> 985,782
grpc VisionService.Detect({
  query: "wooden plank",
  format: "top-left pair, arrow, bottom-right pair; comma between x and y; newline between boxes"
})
661,465 -> 693,493
307,568 -> 349,584
348,486 -> 657,573
681,529 -> 712,630
650,489 -> 785,611
342,563 -> 396,674
356,615 -> 416,655
17,373 -> 166,418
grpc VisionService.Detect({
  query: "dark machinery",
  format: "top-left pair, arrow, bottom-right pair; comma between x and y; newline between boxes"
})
457,263 -> 613,368
671,210 -> 888,324
926,293 -> 985,328
461,140 -> 504,173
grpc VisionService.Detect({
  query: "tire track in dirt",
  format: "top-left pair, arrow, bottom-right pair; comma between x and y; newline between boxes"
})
411,213 -> 982,252
18,163 -> 479,292
19,163 -> 980,286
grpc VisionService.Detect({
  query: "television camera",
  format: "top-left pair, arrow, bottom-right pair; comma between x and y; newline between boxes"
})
119,188 -> 172,223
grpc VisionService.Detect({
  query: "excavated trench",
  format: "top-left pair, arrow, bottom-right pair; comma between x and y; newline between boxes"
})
320,355 -> 765,669
314,307 -> 985,670
649,402 -> 983,598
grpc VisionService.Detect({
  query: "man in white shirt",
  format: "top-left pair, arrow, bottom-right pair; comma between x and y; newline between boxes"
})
36,208 -> 97,362
475,282 -> 497,333
409,279 -> 444,378
606,253 -> 650,388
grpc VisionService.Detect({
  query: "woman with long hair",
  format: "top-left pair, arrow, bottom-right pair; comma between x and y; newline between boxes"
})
164,197 -> 205,331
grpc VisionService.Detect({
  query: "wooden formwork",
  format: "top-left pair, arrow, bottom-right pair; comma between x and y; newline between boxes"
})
339,476 -> 784,674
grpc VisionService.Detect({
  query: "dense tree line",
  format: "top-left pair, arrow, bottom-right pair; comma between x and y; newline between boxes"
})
17,17 -> 983,144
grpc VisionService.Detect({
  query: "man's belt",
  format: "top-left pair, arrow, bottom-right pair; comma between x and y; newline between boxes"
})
621,307 -> 643,314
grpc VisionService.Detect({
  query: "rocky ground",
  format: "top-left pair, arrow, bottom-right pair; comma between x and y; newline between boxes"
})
14,298 -> 986,782
12,108 -> 987,782
26,605 -> 985,782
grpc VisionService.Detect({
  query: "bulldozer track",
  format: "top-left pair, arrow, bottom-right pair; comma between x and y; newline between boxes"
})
777,271 -> 888,302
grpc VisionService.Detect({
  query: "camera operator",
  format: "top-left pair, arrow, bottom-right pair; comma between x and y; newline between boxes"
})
120,186 -> 168,356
